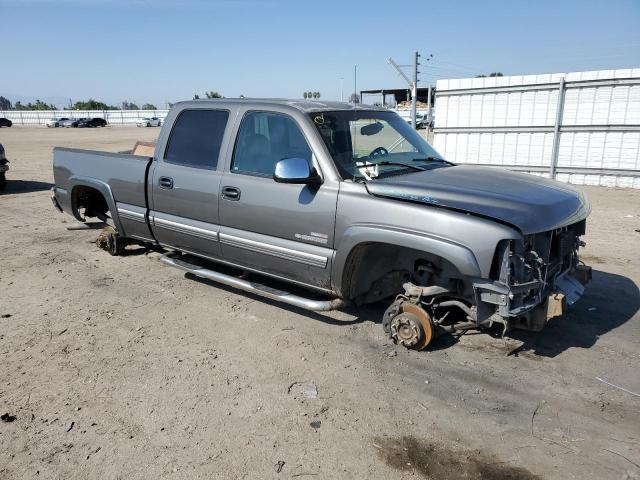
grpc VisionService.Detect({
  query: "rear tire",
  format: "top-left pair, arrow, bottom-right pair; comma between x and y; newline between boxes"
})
0,173 -> 6,190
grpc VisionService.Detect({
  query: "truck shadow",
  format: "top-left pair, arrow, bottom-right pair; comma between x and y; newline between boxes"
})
504,269 -> 639,358
0,180 -> 53,195
184,272 -> 368,327
183,263 -> 638,356
349,269 -> 639,358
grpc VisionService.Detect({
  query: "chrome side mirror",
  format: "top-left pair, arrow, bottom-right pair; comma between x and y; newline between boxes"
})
273,157 -> 322,186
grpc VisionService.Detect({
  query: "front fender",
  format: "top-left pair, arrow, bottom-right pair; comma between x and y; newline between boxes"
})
68,176 -> 126,235
331,224 -> 482,294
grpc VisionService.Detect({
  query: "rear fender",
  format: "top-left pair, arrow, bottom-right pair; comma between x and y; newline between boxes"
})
68,176 -> 125,235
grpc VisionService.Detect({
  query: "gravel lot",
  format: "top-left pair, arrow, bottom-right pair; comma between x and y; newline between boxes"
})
1,126 -> 639,480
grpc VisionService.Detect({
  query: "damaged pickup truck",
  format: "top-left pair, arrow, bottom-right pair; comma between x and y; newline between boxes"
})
52,99 -> 591,349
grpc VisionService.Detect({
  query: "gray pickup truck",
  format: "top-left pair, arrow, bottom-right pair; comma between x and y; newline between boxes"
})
52,99 -> 591,349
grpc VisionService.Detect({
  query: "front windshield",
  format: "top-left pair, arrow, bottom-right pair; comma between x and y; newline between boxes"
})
309,110 -> 448,180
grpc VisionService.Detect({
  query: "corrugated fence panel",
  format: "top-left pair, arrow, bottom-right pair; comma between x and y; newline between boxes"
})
0,110 -> 169,125
434,68 -> 640,188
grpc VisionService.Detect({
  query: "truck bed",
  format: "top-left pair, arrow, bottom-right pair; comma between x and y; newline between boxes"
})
52,147 -> 153,239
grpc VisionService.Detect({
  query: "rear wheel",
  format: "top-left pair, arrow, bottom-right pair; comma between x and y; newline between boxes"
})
0,173 -> 6,190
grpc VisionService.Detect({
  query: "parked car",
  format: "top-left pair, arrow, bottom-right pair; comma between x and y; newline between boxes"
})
0,143 -> 9,190
0,118 -> 12,128
395,108 -> 431,129
136,117 -> 161,127
51,99 -> 592,350
77,117 -> 107,128
60,118 -> 86,128
46,117 -> 70,128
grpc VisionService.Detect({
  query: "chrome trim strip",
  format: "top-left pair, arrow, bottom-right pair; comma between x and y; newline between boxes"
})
219,233 -> 328,268
158,244 -> 335,294
153,216 -> 218,242
117,208 -> 146,223
129,234 -> 154,242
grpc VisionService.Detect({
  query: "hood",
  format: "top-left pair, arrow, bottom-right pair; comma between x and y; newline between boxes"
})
365,165 -> 590,234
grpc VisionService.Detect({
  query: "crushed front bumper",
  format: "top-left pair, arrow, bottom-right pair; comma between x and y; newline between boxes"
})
473,221 -> 591,332
473,264 -> 591,332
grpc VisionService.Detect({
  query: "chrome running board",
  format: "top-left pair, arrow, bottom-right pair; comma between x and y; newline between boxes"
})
160,253 -> 345,312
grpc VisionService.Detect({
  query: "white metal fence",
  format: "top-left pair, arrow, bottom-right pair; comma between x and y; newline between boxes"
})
432,68 -> 640,188
0,109 -> 170,125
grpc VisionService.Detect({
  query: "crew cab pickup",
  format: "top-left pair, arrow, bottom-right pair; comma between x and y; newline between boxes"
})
52,99 -> 591,349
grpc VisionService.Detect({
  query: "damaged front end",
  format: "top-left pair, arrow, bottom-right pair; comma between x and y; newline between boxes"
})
474,219 -> 591,333
383,220 -> 591,349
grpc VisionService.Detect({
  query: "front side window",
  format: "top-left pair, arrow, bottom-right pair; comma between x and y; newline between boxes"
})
310,110 -> 448,180
232,111 -> 312,176
164,109 -> 229,170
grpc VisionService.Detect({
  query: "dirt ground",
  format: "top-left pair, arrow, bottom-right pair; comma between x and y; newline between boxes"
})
1,125 -> 639,480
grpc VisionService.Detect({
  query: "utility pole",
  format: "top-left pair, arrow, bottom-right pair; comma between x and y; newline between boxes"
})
427,85 -> 432,125
353,65 -> 357,104
411,51 -> 420,130
340,77 -> 344,102
388,52 -> 420,128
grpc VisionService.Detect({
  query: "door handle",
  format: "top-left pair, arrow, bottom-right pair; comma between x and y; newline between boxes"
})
159,176 -> 174,189
222,186 -> 241,201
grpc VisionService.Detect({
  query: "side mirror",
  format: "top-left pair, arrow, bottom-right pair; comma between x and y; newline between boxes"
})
274,157 -> 322,186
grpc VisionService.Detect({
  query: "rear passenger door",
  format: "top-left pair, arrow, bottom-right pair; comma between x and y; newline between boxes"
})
218,111 -> 338,290
150,108 -> 230,259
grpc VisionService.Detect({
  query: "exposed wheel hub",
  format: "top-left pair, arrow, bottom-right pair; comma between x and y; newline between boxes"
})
387,302 -> 434,350
390,313 -> 423,347
96,226 -> 125,256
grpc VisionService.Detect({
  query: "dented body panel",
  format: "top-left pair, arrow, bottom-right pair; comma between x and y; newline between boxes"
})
365,166 -> 591,235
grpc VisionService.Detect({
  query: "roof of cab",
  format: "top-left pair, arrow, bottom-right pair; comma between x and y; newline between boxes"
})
171,98 -> 386,113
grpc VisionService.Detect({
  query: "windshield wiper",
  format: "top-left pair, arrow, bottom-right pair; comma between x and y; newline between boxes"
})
356,160 -> 425,172
411,156 -> 448,163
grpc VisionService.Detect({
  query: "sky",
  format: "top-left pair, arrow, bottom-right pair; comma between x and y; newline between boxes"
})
1,0 -> 639,108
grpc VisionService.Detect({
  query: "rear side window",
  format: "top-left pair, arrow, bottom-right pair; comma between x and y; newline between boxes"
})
164,109 -> 229,170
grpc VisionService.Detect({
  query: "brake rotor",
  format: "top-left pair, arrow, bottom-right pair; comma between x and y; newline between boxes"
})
389,302 -> 434,350
96,226 -> 124,256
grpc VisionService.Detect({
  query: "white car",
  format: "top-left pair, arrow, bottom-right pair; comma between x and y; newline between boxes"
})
136,117 -> 162,127
46,117 -> 70,128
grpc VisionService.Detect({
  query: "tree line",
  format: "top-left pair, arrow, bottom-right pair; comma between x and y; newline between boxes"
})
0,96 -> 159,111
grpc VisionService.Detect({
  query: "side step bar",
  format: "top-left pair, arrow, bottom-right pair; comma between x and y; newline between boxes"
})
160,253 -> 345,312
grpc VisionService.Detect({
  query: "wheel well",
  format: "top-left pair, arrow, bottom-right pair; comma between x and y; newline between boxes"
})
341,242 -> 467,305
71,185 -> 110,221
